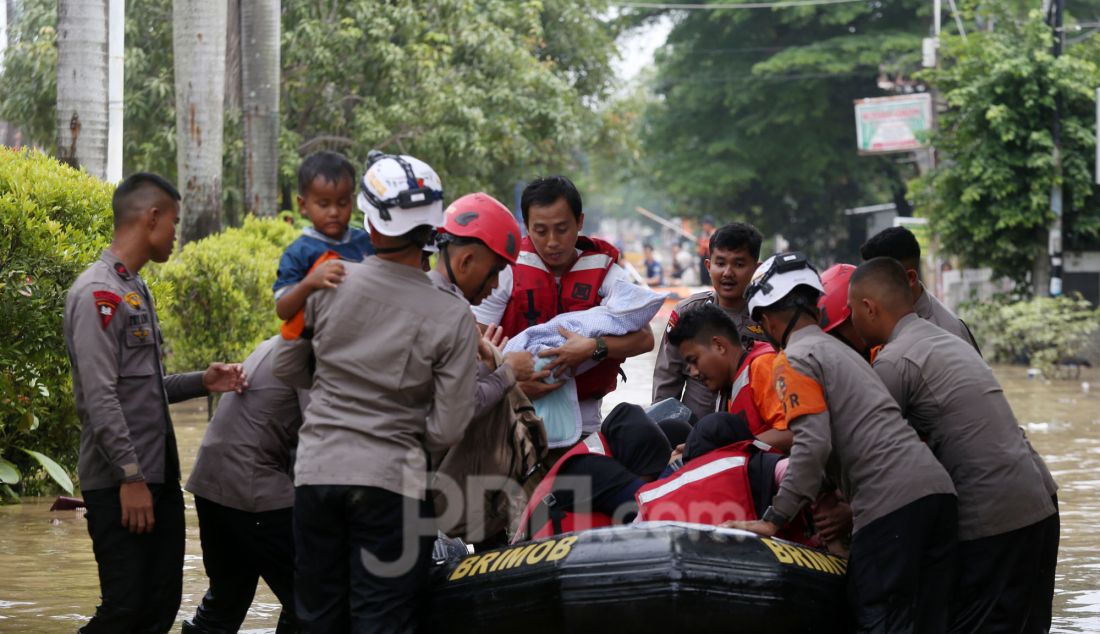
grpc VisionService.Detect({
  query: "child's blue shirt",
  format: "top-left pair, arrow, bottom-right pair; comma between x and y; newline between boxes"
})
273,226 -> 375,298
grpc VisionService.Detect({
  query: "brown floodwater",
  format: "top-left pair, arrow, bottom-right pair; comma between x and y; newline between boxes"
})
1,331 -> 1098,632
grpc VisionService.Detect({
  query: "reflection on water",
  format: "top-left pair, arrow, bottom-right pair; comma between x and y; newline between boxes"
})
1,324 -> 1097,632
0,400 -> 283,633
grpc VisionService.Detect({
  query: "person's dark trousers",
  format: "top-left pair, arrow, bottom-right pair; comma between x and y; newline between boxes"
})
949,510 -> 1054,634
1024,496 -> 1060,634
294,485 -> 436,634
183,496 -> 298,634
79,481 -> 185,634
847,493 -> 958,634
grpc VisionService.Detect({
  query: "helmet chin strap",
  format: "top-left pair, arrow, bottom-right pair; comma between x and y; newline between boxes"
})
440,242 -> 492,303
777,303 -> 815,350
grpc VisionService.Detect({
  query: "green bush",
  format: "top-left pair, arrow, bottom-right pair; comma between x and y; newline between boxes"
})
960,294 -> 1100,373
153,217 -> 297,375
0,148 -> 115,499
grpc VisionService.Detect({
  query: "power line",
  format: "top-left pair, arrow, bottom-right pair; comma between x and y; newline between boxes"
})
616,0 -> 866,10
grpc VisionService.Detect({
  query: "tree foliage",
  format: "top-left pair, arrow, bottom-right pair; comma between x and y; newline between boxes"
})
1,0 -> 619,215
153,217 -> 297,375
910,8 -> 1100,288
0,148 -> 115,499
639,0 -> 929,259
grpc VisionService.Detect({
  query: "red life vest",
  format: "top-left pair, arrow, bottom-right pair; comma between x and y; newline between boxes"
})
635,439 -> 764,525
500,236 -> 623,401
726,341 -> 775,436
511,433 -> 615,544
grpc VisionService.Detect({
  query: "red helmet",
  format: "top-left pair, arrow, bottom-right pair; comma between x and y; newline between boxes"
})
439,193 -> 520,265
818,264 -> 856,332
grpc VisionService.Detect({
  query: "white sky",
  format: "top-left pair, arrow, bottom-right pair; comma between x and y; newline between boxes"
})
612,14 -> 675,83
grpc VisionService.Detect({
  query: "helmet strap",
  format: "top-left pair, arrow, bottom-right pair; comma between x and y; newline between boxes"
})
440,242 -> 459,286
778,303 -> 815,350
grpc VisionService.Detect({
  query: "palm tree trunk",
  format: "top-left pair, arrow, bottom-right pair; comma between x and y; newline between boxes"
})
56,0 -> 109,178
241,0 -> 280,217
173,0 -> 227,243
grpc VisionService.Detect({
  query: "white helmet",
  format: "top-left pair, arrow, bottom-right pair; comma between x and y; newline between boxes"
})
746,252 -> 825,321
357,151 -> 444,237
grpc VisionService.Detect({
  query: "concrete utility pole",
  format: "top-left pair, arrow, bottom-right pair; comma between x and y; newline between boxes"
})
1048,0 -> 1065,297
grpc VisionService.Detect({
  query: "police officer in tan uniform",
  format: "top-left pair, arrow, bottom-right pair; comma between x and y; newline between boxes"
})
273,153 -> 477,633
860,226 -> 979,350
849,258 -> 1058,634
64,173 -> 246,633
184,336 -> 305,634
652,223 -> 766,421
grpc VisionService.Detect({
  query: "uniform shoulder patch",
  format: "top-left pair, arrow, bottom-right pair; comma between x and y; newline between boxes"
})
92,290 -> 122,330
771,351 -> 827,424
666,309 -> 680,334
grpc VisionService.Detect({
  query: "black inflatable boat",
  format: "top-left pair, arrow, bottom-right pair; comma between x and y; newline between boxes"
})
425,522 -> 848,633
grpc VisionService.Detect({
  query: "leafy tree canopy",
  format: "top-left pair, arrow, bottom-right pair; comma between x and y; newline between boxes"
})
911,4 -> 1100,289
0,0 -> 619,214
639,0 -> 930,260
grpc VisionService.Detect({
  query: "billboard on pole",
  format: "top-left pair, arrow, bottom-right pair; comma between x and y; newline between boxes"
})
854,94 -> 933,154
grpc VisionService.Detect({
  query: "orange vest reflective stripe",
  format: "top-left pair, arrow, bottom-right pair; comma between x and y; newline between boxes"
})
727,341 -> 774,435
635,439 -> 763,525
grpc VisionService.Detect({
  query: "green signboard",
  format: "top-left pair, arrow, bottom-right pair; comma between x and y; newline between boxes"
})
854,94 -> 933,154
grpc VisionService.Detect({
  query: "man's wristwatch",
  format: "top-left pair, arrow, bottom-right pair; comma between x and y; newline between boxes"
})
591,336 -> 609,362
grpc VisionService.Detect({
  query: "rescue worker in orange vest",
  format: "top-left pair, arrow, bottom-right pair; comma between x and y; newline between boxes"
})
472,176 -> 655,437
664,303 -> 792,452
512,403 -> 671,543
652,223 -> 770,422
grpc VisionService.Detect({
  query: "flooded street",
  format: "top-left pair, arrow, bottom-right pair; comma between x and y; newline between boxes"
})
1,324 -> 1098,632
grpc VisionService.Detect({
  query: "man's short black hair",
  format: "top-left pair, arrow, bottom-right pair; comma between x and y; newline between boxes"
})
860,226 -> 920,266
668,303 -> 739,347
112,172 -> 180,228
520,176 -> 582,224
710,222 -> 763,260
851,257 -> 912,308
297,151 -> 356,195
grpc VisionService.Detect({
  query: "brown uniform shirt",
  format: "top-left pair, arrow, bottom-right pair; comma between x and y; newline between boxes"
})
427,270 -> 515,418
187,336 -> 306,512
915,283 -> 980,351
913,284 -> 1057,498
873,314 -> 1055,540
272,256 -> 478,500
64,250 -> 206,489
769,326 -> 956,534
652,290 -> 765,420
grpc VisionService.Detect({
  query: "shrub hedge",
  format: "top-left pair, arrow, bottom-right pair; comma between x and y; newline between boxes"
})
0,148 -> 296,500
0,148 -> 114,499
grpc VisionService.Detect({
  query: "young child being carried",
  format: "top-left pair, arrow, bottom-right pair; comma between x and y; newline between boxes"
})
273,151 -> 374,320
